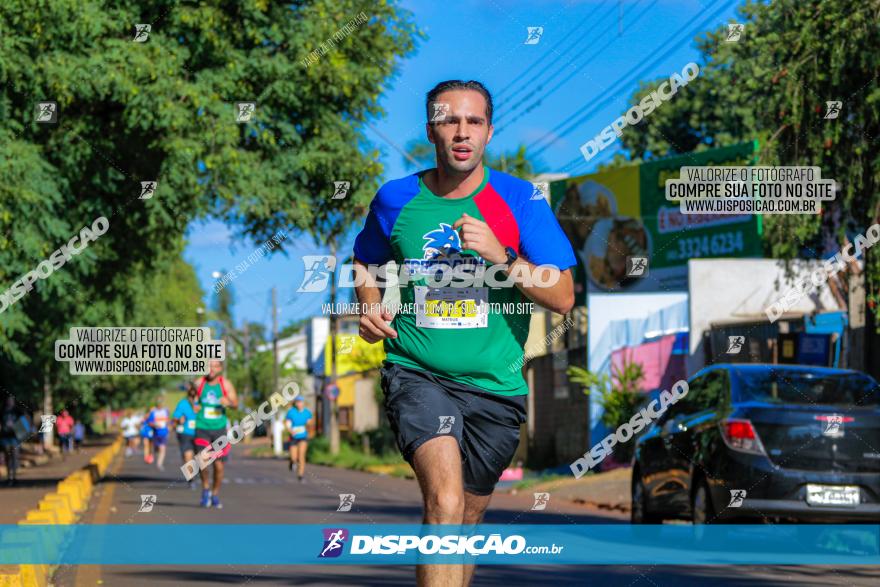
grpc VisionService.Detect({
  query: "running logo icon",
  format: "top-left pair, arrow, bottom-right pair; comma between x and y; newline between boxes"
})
530,182 -> 548,201
437,416 -> 455,434
332,181 -> 350,200
139,494 -> 157,513
728,490 -> 746,508
825,101 -> 842,120
35,102 -> 57,123
338,336 -> 355,355
297,255 -> 336,293
524,27 -> 544,45
726,23 -> 744,42
39,415 -> 56,433
423,224 -> 461,259
626,256 -> 648,277
726,336 -> 745,354
235,102 -> 256,122
319,528 -> 348,558
430,103 -> 450,123
337,494 -> 355,512
822,415 -> 844,438
139,181 -> 157,200
532,492 -> 550,511
133,24 -> 151,42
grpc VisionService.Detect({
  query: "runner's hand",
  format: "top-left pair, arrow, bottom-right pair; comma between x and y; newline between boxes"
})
359,305 -> 397,343
452,213 -> 506,264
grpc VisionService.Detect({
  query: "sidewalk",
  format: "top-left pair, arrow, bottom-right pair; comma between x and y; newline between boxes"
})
0,438 -> 113,524
505,467 -> 633,514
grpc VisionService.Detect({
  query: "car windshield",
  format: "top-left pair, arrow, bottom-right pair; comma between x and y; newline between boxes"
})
736,369 -> 879,407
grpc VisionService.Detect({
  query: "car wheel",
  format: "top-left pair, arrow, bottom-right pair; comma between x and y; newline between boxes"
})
631,473 -> 663,524
691,478 -> 715,525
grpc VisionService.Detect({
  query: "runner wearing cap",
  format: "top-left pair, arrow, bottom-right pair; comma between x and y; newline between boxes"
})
353,79 -> 576,586
284,395 -> 312,482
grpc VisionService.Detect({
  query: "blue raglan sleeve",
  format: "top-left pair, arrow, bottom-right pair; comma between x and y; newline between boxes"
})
353,196 -> 394,265
518,191 -> 577,269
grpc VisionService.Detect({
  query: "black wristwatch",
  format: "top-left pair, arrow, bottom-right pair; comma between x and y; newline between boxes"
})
504,246 -> 518,265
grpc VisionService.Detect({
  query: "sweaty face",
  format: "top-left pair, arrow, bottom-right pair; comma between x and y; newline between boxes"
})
209,361 -> 223,378
427,89 -> 493,175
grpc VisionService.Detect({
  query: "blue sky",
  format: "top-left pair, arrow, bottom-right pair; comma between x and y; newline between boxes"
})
184,0 -> 743,332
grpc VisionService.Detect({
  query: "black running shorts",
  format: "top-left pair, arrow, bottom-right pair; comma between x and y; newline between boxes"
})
177,433 -> 196,457
380,361 -> 526,496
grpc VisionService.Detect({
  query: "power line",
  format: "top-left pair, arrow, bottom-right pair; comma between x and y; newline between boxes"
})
364,120 -> 421,168
496,0 -> 659,131
494,1 -> 616,110
528,0 -> 733,159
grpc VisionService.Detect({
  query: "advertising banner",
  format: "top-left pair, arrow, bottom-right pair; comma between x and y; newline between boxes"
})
551,142 -> 763,294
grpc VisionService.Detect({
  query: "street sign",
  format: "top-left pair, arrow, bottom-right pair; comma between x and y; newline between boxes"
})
324,383 -> 340,402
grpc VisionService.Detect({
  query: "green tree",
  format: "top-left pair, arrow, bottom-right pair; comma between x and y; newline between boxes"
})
403,139 -> 537,178
568,360 -> 646,462
613,0 -> 880,325
0,0 -> 419,415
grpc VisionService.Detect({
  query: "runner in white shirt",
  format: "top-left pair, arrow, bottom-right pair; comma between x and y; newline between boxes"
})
121,410 -> 140,457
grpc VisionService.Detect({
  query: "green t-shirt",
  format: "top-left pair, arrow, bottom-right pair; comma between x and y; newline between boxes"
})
353,167 -> 576,396
195,377 -> 227,430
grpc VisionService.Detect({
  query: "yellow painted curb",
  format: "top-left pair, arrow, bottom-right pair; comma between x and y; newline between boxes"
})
0,437 -> 123,587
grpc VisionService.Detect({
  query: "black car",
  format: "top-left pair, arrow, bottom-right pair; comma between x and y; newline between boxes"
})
631,364 -> 880,523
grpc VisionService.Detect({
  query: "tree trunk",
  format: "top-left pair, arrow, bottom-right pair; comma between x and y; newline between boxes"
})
329,242 -> 340,456
42,366 -> 53,452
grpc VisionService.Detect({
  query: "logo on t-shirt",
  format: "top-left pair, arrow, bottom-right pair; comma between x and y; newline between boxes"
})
422,224 -> 461,259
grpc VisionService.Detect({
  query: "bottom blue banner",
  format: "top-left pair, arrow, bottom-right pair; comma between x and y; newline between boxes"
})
0,524 -> 877,565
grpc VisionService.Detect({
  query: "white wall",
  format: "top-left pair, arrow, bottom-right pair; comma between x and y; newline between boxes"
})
688,258 -> 843,373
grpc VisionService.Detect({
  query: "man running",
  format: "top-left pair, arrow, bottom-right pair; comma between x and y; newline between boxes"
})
139,408 -> 154,464
353,80 -> 575,587
193,360 -> 238,509
146,397 -> 170,471
121,410 -> 139,457
284,395 -> 312,482
173,383 -> 199,488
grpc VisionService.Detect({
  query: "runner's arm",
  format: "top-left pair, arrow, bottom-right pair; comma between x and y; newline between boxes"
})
453,213 -> 575,314
353,258 -> 398,343
505,260 -> 575,315
220,380 -> 238,408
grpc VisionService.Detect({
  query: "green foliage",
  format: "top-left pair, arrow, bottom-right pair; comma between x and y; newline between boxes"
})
307,435 -> 405,469
0,1 -> 420,414
403,138 -> 537,178
614,0 -> 880,326
568,360 -> 646,461
485,144 -> 534,177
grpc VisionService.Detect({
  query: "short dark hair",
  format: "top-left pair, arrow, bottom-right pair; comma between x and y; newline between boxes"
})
426,80 -> 493,125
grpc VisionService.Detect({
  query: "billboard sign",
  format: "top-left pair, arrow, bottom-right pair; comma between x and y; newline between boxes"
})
551,142 -> 763,294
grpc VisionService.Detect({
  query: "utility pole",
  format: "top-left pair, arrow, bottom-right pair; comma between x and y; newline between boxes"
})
329,241 -> 340,455
271,287 -> 283,455
243,322 -> 251,400
272,287 -> 279,394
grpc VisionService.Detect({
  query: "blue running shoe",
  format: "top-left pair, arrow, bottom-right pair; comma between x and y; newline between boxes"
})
211,495 -> 223,509
200,489 -> 211,508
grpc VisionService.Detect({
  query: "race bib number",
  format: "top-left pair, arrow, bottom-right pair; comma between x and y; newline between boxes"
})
203,406 -> 222,419
414,286 -> 488,329
176,424 -> 184,434
292,425 -> 306,436
187,419 -> 196,431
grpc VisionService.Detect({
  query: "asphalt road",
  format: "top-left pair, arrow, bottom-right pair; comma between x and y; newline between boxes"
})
55,439 -> 878,586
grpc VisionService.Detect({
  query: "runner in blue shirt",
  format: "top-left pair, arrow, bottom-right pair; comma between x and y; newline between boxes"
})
173,383 -> 199,487
284,395 -> 313,482
146,396 -> 171,471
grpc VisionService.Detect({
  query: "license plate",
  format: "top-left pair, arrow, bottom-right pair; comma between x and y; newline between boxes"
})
806,484 -> 859,507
